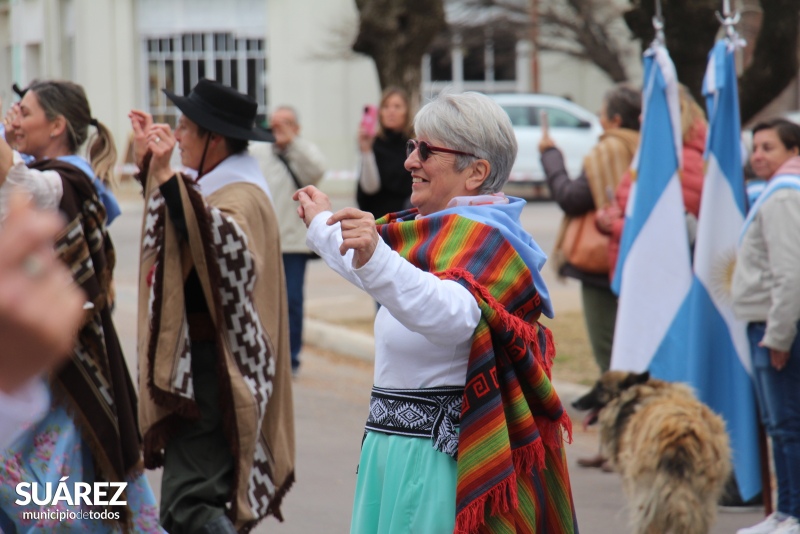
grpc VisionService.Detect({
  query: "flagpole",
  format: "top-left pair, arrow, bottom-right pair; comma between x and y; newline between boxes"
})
715,0 -> 768,514
652,0 -> 665,46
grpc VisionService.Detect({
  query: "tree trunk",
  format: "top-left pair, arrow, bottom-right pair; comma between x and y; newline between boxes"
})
624,0 -> 719,105
738,0 -> 800,124
352,0 -> 446,111
564,0 -> 630,83
624,0 -> 800,123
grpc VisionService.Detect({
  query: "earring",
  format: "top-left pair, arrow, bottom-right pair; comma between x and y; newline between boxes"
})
50,133 -> 55,138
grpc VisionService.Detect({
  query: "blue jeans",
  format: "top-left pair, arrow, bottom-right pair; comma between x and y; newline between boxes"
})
747,322 -> 800,518
283,253 -> 309,371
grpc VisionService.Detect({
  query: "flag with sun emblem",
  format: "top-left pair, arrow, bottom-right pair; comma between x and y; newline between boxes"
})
683,39 -> 761,501
610,43 -> 692,374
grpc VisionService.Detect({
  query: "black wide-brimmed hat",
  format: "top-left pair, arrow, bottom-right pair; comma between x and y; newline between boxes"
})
163,79 -> 274,142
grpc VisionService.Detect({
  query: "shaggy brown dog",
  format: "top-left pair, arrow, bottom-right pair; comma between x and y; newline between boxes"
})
573,371 -> 732,534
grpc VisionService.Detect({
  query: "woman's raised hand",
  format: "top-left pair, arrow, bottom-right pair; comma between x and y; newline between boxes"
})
3,103 -> 21,148
146,123 -> 177,185
328,208 -> 379,269
128,110 -> 154,169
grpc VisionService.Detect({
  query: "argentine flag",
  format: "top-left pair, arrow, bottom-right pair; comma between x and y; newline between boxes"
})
610,44 -> 692,373
683,40 -> 761,500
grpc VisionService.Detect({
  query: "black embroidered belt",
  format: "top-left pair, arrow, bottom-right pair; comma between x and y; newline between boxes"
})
365,385 -> 464,459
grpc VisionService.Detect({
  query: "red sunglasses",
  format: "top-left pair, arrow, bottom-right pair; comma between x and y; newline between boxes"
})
406,139 -> 477,162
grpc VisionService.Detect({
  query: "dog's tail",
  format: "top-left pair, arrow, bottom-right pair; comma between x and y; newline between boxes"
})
628,412 -> 732,534
630,458 -> 715,534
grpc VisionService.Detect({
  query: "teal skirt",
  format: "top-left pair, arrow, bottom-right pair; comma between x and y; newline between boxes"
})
351,432 -> 457,534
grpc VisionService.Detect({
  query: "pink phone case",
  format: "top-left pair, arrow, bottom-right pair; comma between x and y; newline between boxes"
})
361,105 -> 378,137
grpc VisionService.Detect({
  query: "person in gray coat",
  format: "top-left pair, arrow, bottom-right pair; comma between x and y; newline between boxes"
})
252,106 -> 326,375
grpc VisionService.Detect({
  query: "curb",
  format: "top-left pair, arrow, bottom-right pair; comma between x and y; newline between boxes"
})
304,318 -> 375,363
304,317 -> 591,418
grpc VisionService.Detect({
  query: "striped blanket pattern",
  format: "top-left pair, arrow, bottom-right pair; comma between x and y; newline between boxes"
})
377,209 -> 577,533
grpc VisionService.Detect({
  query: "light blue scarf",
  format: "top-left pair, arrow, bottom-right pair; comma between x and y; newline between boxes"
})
58,154 -> 121,225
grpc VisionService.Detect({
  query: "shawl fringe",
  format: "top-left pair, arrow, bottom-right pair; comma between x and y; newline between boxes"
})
142,414 -> 188,469
239,469 -> 297,532
512,437 -> 547,477
455,475 -> 518,534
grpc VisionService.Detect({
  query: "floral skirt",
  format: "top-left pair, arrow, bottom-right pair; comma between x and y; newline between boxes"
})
0,403 -> 163,532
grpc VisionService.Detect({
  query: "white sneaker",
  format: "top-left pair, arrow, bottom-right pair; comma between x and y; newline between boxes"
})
737,513 -> 789,534
774,517 -> 800,534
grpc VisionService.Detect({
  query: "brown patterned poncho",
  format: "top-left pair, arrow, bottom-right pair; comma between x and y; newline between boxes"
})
29,159 -> 142,527
135,158 -> 295,531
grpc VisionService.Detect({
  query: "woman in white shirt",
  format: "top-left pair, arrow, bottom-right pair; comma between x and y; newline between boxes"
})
295,92 -> 577,534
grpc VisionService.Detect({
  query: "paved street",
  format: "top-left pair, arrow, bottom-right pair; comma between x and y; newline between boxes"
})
108,183 -> 763,533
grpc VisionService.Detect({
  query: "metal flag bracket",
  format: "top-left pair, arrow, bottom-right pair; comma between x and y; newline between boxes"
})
716,0 -> 747,49
652,0 -> 665,46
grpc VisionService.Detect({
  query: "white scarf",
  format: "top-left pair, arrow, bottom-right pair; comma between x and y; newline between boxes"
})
196,151 -> 272,199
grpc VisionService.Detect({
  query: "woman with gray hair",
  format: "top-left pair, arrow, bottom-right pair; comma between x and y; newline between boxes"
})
295,91 -> 577,533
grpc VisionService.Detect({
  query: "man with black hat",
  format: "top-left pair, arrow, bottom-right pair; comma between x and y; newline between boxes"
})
129,79 -> 295,534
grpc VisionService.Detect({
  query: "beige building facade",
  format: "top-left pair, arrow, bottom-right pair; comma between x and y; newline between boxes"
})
0,0 -> 795,174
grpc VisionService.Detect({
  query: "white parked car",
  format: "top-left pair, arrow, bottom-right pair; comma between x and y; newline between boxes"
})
490,94 -> 603,184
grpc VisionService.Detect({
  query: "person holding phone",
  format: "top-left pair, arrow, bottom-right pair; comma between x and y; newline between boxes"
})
356,86 -> 414,219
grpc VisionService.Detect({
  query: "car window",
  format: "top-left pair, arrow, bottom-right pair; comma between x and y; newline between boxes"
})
500,105 -> 537,127
538,106 -> 585,128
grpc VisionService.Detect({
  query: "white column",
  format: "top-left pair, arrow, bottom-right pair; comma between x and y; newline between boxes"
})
73,0 -> 137,163
452,33 -> 464,93
516,39 -> 532,93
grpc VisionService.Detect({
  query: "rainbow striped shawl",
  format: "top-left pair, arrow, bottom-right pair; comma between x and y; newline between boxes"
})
376,209 -> 577,534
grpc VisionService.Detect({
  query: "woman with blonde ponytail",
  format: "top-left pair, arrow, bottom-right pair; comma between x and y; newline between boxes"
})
0,80 -> 121,224
0,80 -> 162,532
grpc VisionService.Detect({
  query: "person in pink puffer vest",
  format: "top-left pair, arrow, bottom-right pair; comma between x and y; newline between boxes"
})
597,84 -> 707,278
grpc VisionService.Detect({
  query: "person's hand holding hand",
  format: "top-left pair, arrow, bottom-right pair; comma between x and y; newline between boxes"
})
146,123 -> 177,185
358,126 -> 375,154
595,204 -> 622,234
128,110 -> 154,168
328,208 -> 379,269
294,185 -> 333,227
0,192 -> 86,394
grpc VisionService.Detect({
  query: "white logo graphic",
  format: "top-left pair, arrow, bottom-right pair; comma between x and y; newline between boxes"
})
15,477 -> 127,506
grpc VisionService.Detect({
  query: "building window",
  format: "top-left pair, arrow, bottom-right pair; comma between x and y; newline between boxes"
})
145,32 -> 267,125
424,30 -> 519,93
430,46 -> 453,82
493,32 -> 516,82
462,43 -> 485,81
